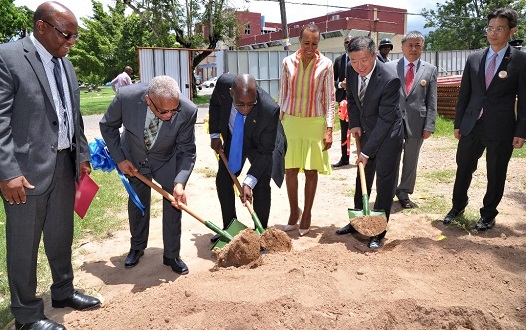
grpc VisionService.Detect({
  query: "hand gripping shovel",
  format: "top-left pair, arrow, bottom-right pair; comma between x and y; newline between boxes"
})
217,150 -> 265,236
133,171 -> 239,245
348,136 -> 388,237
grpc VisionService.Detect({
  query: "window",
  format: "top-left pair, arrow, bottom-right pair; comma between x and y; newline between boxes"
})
245,24 -> 251,35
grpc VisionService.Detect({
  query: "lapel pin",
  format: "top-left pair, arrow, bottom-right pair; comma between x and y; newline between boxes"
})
420,80 -> 427,86
498,71 -> 507,79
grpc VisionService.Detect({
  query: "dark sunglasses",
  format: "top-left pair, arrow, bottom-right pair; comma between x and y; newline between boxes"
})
344,40 -> 351,44
41,20 -> 80,40
149,97 -> 181,115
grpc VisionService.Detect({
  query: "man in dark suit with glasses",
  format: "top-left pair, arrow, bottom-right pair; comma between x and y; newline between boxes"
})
208,73 -> 282,242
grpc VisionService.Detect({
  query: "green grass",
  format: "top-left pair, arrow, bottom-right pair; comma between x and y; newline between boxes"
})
193,94 -> 210,106
79,87 -> 115,116
0,170 -> 127,328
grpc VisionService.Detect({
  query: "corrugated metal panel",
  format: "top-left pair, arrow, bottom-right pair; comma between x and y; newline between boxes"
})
137,47 -> 192,99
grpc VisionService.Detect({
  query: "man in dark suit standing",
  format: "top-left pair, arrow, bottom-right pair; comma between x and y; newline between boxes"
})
332,34 -> 353,168
0,2 -> 100,329
386,31 -> 438,209
100,76 -> 197,274
208,73 -> 281,242
443,8 -> 526,230
335,36 -> 403,250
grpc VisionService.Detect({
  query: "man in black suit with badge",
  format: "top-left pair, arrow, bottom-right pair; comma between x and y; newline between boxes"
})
443,8 -> 526,230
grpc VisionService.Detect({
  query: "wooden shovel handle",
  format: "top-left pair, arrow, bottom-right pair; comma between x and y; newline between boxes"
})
354,137 -> 367,198
133,171 -> 205,225
218,150 -> 264,233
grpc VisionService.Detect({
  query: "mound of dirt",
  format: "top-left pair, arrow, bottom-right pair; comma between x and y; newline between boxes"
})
260,227 -> 292,253
214,229 -> 261,268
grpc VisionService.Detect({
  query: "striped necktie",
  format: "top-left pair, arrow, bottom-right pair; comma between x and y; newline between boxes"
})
359,76 -> 368,105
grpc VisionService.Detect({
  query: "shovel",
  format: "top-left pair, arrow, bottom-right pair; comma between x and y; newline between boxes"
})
133,171 -> 245,245
347,136 -> 388,237
217,150 -> 265,235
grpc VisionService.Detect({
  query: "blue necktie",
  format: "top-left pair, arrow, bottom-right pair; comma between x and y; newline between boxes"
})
229,111 -> 244,173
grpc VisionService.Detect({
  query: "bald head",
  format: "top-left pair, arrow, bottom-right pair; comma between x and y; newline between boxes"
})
230,74 -> 258,115
33,2 -> 78,58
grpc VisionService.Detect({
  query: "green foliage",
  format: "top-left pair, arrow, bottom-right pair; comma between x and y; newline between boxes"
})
69,1 -> 154,85
421,0 -> 526,50
0,0 -> 32,42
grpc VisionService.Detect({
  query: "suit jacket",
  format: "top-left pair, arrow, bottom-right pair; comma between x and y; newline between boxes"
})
455,45 -> 526,140
0,37 -> 90,195
99,83 -> 197,188
333,53 -> 347,102
386,58 -> 438,137
208,73 -> 283,186
346,60 -> 403,158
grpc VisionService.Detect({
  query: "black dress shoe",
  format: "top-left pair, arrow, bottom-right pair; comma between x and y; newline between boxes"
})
443,208 -> 465,225
474,216 -> 495,231
52,291 -> 101,311
124,249 -> 144,268
210,234 -> 220,243
163,256 -> 189,275
399,198 -> 415,209
368,236 -> 382,250
332,159 -> 350,168
15,318 -> 65,330
335,223 -> 357,235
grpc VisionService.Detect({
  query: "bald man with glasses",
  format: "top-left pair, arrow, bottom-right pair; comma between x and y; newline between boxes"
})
100,75 -> 197,275
0,2 -> 99,329
208,73 -> 283,243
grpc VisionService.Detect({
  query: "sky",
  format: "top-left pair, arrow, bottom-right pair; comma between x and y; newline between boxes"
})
14,0 -> 438,33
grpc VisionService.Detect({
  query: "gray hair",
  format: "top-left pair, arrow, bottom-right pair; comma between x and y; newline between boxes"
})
347,36 -> 376,55
402,31 -> 425,44
148,76 -> 180,99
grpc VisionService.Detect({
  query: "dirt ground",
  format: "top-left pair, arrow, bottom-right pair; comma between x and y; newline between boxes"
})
7,114 -> 526,329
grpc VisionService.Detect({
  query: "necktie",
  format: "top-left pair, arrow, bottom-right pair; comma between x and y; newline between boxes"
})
485,53 -> 497,89
144,116 -> 160,150
405,62 -> 414,94
228,111 -> 244,173
480,53 -> 498,119
51,57 -> 65,106
359,76 -> 368,105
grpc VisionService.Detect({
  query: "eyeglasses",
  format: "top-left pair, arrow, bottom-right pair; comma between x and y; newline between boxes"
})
484,26 -> 508,35
344,40 -> 351,45
149,97 -> 180,115
234,99 -> 258,110
41,20 -> 80,40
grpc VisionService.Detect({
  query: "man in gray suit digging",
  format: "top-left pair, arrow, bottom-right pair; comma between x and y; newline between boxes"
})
386,31 -> 438,209
100,76 -> 197,275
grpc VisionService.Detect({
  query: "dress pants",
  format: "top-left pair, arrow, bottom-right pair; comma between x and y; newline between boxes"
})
452,120 -> 514,219
396,136 -> 424,200
128,166 -> 182,259
339,118 -> 349,162
5,150 -> 75,323
216,158 -> 271,229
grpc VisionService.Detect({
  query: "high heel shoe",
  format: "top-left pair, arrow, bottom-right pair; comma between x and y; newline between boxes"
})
298,228 -> 310,236
283,208 -> 302,232
283,224 -> 298,232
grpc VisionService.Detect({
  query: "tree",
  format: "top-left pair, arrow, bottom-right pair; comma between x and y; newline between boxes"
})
422,0 -> 526,50
68,0 -> 154,85
120,0 -> 245,95
1,0 -> 33,42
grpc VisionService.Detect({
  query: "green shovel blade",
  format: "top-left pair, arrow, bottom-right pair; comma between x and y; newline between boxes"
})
211,218 -> 248,250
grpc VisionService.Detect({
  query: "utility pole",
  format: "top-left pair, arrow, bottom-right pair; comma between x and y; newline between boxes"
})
279,0 -> 289,50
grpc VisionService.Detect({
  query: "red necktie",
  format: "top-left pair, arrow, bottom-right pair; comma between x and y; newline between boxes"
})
405,62 -> 414,94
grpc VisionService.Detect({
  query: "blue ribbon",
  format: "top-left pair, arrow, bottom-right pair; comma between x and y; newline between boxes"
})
89,138 -> 145,216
